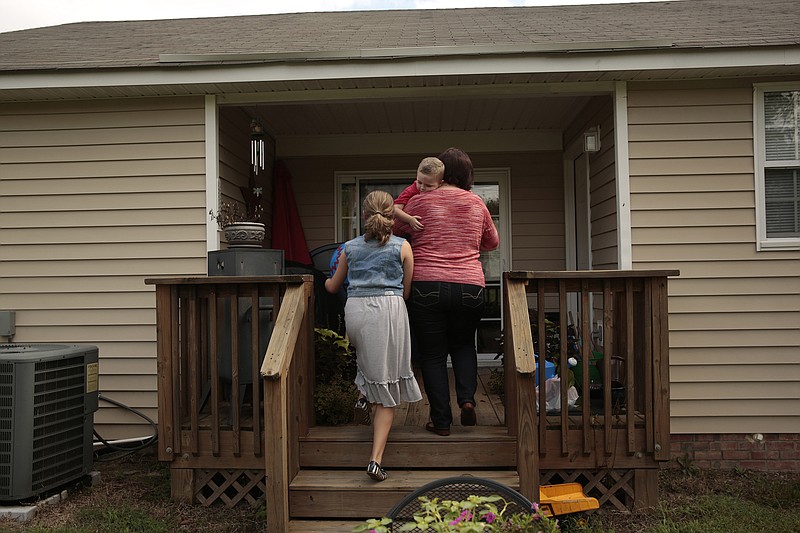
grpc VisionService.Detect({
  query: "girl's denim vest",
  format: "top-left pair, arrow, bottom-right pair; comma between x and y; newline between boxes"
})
344,235 -> 405,298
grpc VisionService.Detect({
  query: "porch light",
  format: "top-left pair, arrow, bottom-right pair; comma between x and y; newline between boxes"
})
583,126 -> 601,153
250,119 -> 266,174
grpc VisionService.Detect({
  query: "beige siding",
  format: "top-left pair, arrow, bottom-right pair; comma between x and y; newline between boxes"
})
277,155 -> 409,251
587,99 -> 618,270
563,96 -> 619,270
627,81 -> 800,434
0,96 -> 208,439
278,151 -> 565,269
482,151 -> 566,271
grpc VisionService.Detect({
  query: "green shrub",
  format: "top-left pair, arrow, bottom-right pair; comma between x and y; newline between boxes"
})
314,378 -> 358,425
314,328 -> 357,425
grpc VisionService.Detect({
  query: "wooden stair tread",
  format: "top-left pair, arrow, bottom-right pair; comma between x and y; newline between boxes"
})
289,520 -> 364,532
300,425 -> 517,469
290,469 -> 521,519
291,469 -> 519,491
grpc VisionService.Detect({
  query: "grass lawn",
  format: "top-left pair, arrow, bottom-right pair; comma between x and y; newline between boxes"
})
0,447 -> 797,532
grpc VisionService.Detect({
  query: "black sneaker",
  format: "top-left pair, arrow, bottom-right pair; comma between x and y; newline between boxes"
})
366,460 -> 388,482
354,397 -> 371,425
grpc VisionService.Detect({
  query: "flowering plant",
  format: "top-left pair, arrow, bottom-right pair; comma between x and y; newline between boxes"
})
209,186 -> 264,228
353,495 -> 559,533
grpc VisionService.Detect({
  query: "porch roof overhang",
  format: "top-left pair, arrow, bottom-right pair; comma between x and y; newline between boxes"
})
1,44 -> 799,103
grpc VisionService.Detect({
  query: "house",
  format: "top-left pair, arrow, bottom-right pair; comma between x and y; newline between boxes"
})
0,0 -> 798,476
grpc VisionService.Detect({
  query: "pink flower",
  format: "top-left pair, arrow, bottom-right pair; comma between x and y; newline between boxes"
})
449,509 -> 472,525
484,511 -> 497,523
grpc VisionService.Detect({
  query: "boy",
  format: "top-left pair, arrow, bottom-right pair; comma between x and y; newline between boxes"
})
393,156 -> 444,231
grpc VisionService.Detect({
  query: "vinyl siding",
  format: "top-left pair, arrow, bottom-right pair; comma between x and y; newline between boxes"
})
278,151 -> 565,270
627,80 -> 800,434
0,96 -> 208,440
564,95 -> 618,270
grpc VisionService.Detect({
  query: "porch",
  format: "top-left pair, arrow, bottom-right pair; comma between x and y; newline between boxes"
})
145,269 -> 677,532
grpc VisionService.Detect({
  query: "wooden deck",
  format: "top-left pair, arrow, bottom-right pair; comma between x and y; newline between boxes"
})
392,368 -> 505,428
147,269 -> 678,533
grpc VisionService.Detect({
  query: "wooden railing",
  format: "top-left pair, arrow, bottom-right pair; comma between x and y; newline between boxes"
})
260,279 -> 314,533
145,275 -> 314,519
149,270 -> 676,525
503,270 -> 678,505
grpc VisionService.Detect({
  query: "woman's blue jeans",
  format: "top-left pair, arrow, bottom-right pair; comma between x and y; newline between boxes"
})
408,281 -> 485,429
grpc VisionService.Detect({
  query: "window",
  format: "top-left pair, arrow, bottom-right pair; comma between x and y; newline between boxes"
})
336,169 -> 511,361
755,85 -> 800,250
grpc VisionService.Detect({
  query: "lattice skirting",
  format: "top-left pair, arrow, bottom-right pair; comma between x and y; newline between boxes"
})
540,469 -> 640,512
195,469 -> 266,507
190,468 -> 648,510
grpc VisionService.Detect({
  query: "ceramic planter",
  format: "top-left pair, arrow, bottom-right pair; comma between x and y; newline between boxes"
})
223,222 -> 265,248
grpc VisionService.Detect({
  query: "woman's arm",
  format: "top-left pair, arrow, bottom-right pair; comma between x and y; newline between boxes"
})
400,240 -> 414,300
480,203 -> 500,252
324,252 -> 349,294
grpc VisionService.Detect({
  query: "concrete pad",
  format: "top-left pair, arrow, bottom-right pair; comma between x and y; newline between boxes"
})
0,471 -> 100,522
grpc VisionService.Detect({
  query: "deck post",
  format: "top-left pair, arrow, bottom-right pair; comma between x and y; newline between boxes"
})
503,275 -> 539,502
264,376 -> 289,533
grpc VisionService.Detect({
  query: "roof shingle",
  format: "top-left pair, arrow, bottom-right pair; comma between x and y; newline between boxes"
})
0,0 -> 798,72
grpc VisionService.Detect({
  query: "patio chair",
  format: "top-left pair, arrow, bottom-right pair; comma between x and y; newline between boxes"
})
385,475 -> 534,532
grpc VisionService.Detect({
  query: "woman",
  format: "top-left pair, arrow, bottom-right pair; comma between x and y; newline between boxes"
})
394,148 -> 499,436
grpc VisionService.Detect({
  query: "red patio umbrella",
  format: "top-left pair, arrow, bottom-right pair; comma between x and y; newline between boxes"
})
271,160 -> 312,266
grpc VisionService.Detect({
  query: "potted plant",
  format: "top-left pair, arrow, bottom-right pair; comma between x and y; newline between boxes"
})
210,183 -> 265,248
354,495 -> 560,532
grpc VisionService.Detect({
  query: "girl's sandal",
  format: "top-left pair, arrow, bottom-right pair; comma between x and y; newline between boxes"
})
366,460 -> 388,481
353,397 -> 371,425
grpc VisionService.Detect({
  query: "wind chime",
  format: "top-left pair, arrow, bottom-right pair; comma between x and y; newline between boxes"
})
250,119 -> 266,174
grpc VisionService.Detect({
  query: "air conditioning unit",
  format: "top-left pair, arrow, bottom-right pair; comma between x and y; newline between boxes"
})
0,344 -> 99,501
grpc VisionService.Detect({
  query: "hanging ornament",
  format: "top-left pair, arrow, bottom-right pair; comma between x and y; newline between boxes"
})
250,119 -> 266,175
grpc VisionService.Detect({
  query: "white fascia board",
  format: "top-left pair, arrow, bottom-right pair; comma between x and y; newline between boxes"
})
276,130 -> 562,158
219,82 -> 616,105
1,46 -> 798,92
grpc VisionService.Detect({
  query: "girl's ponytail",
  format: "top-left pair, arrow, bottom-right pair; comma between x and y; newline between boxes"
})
363,190 -> 394,245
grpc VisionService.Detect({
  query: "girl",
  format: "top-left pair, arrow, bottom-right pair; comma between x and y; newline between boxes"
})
324,190 -> 422,481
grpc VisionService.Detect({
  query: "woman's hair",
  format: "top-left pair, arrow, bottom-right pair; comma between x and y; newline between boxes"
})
438,147 -> 474,190
362,190 -> 394,245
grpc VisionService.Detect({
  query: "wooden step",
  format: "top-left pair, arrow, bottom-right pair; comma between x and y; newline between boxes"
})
289,519 -> 364,532
300,425 -> 516,468
289,469 -> 520,519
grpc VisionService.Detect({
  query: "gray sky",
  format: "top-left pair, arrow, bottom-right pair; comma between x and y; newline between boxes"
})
0,0 -> 667,34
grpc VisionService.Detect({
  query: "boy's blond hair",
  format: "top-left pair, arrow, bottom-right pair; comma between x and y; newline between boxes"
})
418,156 -> 444,180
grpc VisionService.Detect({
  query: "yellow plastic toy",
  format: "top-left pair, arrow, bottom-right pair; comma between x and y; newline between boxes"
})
538,482 -> 600,517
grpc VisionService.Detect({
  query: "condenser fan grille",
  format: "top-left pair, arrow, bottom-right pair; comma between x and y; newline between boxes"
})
0,363 -> 13,496
31,357 -> 87,490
